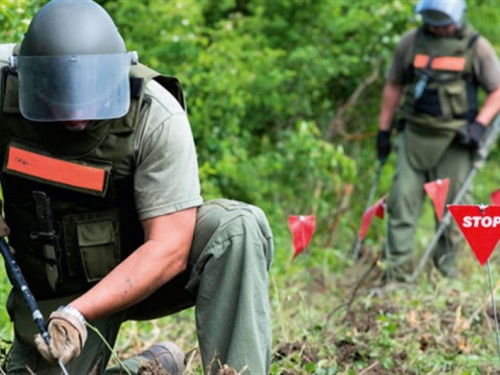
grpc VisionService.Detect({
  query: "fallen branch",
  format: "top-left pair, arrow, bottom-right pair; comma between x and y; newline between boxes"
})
324,60 -> 381,142
321,252 -> 381,339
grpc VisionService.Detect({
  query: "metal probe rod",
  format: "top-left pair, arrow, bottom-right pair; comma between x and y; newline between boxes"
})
0,238 -> 69,375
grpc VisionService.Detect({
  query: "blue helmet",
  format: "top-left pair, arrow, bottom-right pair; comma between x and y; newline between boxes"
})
415,0 -> 467,28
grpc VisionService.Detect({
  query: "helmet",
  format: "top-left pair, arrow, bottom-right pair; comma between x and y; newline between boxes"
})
10,0 -> 138,122
415,0 -> 467,28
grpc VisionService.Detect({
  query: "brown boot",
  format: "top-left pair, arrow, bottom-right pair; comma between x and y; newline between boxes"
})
139,341 -> 185,375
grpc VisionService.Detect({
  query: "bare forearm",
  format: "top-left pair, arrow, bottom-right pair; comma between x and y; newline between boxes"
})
476,85 -> 500,126
379,82 -> 404,131
68,208 -> 196,322
70,240 -> 188,322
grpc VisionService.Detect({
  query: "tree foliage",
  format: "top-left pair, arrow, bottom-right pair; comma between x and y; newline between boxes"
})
1,0 -> 500,256
0,0 -> 39,43
94,0 -> 420,245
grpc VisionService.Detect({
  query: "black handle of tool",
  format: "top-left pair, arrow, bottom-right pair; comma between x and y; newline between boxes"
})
31,191 -> 58,245
352,159 -> 386,260
0,237 -> 70,374
0,237 -> 50,344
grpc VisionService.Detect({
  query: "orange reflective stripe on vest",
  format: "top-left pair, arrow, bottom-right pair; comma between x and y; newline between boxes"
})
414,54 -> 466,72
6,145 -> 107,193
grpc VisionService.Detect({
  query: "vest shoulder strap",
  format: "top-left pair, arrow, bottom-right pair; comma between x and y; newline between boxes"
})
130,64 -> 186,110
467,33 -> 481,49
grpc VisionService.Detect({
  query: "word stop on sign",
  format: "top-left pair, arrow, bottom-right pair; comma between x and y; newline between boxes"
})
448,205 -> 500,266
462,215 -> 500,228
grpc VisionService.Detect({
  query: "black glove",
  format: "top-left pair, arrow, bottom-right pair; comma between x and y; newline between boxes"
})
456,121 -> 487,150
376,130 -> 392,162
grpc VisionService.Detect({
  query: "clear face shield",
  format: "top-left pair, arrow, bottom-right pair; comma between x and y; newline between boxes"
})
10,52 -> 138,122
421,10 -> 454,27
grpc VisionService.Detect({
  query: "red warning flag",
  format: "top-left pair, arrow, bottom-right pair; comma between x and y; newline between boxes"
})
358,196 -> 386,241
448,205 -> 500,266
424,178 -> 450,222
491,188 -> 500,206
288,215 -> 316,260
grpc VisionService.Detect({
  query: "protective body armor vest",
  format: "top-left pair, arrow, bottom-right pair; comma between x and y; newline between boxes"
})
399,24 -> 480,130
0,60 -> 185,299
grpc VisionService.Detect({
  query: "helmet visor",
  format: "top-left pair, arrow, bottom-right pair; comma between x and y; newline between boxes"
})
421,10 -> 454,27
16,53 -> 133,122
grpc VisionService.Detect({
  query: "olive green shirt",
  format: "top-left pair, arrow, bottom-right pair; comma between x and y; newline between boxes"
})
0,43 -> 203,221
387,28 -> 500,92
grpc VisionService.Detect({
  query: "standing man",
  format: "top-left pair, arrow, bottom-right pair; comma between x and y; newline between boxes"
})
0,0 -> 273,374
376,0 -> 500,281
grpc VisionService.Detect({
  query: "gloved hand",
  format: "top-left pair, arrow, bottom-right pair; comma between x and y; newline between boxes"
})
376,129 -> 392,162
34,306 -> 87,365
456,121 -> 487,150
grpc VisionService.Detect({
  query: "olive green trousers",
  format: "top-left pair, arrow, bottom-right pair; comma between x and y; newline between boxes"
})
7,199 -> 274,374
384,134 -> 472,280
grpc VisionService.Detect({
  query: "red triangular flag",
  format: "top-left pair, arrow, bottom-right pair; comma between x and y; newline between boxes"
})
288,215 -> 316,260
448,205 -> 500,266
491,188 -> 500,206
424,178 -> 450,222
358,196 -> 386,241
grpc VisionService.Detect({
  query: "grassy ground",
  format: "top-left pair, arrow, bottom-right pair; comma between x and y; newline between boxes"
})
266,247 -> 500,374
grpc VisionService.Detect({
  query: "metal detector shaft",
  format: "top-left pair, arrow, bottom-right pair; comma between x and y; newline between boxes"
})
411,114 -> 500,282
0,238 -> 69,374
352,159 -> 385,260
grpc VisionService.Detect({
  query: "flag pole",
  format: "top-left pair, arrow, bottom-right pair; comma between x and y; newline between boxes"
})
300,216 -> 313,331
487,260 -> 500,369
